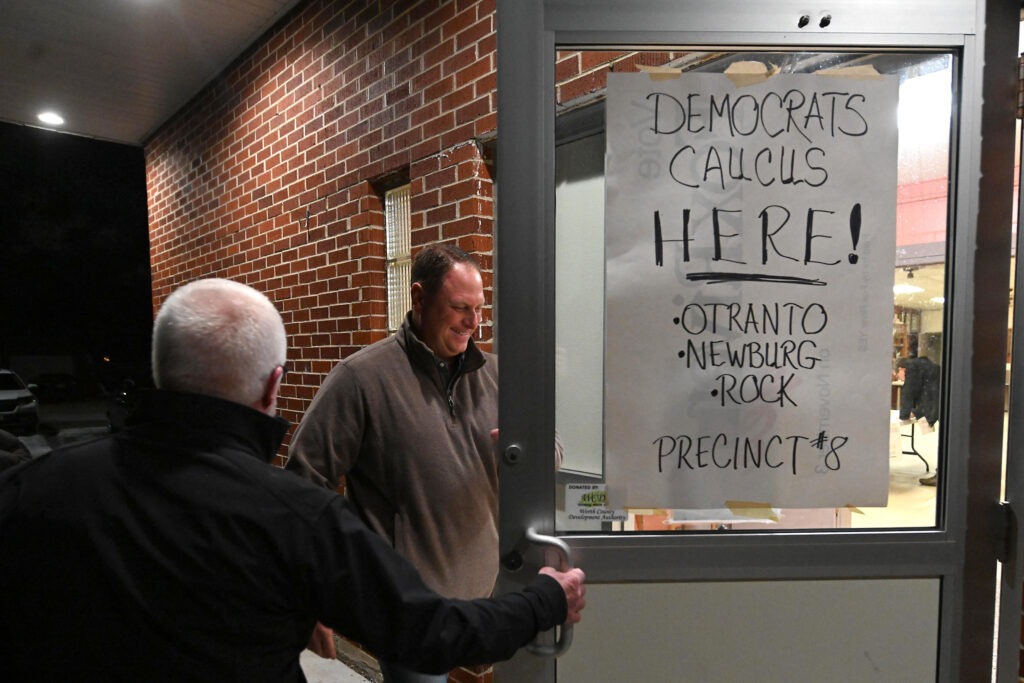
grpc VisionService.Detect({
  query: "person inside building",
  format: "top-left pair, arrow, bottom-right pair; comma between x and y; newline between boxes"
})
0,278 -> 585,681
898,352 -> 940,427
896,335 -> 941,486
287,243 -> 560,683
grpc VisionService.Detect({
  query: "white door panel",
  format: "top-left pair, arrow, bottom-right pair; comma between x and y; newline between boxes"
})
558,580 -> 939,682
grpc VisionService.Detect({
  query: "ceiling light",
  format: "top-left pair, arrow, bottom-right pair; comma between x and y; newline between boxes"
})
37,111 -> 64,126
893,283 -> 924,295
929,296 -> 946,304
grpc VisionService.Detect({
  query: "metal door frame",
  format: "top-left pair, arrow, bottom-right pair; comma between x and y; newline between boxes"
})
495,1 -> 1019,680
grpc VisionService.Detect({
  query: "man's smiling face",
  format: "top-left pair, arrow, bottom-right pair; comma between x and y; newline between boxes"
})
412,262 -> 485,361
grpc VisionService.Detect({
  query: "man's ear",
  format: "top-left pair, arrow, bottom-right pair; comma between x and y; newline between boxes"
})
258,365 -> 285,415
410,282 -> 424,314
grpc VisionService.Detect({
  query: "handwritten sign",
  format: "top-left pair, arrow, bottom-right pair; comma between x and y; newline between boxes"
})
604,70 -> 897,508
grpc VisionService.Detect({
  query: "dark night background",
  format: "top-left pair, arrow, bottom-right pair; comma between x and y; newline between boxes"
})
0,121 -> 153,397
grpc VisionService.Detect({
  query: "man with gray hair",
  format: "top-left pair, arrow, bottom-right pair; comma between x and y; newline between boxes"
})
0,278 -> 585,681
152,277 -> 289,409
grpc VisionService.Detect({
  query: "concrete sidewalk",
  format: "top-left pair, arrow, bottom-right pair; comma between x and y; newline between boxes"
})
20,399 -> 109,456
21,427 -> 105,457
301,651 -> 372,682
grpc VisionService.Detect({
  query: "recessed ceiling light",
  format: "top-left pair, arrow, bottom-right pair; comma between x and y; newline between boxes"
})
37,111 -> 65,126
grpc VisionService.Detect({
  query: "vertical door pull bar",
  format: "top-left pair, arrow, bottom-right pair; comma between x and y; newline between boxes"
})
525,527 -> 574,657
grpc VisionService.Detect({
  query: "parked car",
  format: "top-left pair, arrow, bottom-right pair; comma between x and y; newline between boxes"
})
0,369 -> 39,435
33,372 -> 81,402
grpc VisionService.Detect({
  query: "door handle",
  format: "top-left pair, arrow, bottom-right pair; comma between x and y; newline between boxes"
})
524,527 -> 574,657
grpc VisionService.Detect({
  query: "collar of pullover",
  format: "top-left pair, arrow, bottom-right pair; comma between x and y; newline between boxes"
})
131,389 -> 290,463
397,313 -> 486,378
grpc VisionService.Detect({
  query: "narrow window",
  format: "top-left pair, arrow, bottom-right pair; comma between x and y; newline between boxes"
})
385,185 -> 411,333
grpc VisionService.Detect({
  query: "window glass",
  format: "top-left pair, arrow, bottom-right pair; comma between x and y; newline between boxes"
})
385,185 -> 412,334
554,50 -> 952,532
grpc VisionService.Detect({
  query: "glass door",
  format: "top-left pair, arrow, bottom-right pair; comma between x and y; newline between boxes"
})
494,1 -> 1019,682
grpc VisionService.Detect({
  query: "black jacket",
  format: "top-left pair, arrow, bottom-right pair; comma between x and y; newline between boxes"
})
0,390 -> 565,681
899,356 -> 940,425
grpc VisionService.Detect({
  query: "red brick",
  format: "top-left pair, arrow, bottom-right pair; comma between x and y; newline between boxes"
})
442,178 -> 482,204
455,95 -> 490,126
558,68 -> 611,104
442,216 -> 484,238
453,17 -> 492,52
423,37 -> 455,70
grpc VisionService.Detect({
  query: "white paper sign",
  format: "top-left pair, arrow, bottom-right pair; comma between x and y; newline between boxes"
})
604,70 -> 898,508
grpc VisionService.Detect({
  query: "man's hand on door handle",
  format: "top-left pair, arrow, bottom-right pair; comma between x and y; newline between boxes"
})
539,566 -> 586,624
